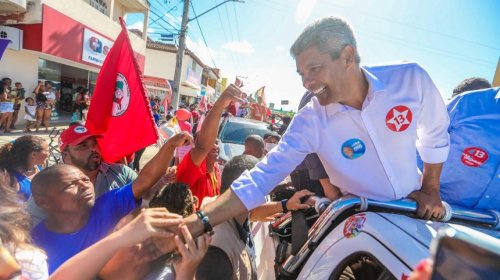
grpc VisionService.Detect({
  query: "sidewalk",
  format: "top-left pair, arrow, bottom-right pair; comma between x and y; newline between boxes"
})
0,123 -> 160,168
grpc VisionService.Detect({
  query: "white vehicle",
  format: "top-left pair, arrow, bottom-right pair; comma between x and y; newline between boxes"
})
270,197 -> 500,280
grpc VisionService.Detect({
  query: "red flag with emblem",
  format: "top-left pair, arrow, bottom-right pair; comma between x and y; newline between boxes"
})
86,17 -> 158,163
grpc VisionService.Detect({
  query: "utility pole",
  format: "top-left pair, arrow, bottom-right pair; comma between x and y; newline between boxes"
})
171,0 -> 190,109
170,0 -> 245,109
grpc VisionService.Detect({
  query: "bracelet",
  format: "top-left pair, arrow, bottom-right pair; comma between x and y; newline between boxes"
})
281,199 -> 289,212
196,210 -> 214,235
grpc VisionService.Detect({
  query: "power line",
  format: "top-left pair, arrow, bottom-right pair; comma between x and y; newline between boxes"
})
190,1 -> 217,68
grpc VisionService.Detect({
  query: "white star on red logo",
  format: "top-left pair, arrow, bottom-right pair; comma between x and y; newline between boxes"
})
385,105 -> 412,132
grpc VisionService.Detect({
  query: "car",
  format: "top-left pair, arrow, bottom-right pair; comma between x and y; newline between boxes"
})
270,197 -> 500,280
217,116 -> 272,164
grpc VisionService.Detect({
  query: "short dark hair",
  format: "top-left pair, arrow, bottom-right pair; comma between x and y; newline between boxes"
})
149,182 -> 194,217
31,164 -> 77,196
452,77 -> 491,97
245,135 -> 264,149
15,82 -> 21,86
282,116 -> 292,124
220,155 -> 259,194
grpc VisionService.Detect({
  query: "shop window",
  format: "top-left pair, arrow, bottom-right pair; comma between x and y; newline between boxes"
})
38,59 -> 61,82
89,0 -> 108,15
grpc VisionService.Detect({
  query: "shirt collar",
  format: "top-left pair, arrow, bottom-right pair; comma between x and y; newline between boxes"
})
325,66 -> 386,118
98,162 -> 110,174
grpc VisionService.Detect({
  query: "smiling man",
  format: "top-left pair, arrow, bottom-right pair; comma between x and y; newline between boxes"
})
177,16 -> 451,242
30,132 -> 191,274
28,124 -> 138,226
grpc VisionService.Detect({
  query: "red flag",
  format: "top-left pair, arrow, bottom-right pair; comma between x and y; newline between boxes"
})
86,18 -> 158,163
254,86 -> 266,105
162,81 -> 172,116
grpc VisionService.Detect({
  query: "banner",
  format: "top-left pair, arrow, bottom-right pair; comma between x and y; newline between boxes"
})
86,18 -> 158,163
82,28 -> 114,66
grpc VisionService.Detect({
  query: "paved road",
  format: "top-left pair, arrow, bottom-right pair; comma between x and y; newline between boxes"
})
0,124 -> 160,168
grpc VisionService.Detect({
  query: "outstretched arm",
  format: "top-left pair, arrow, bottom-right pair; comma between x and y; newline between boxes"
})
132,132 -> 192,199
50,208 -> 181,280
189,85 -> 243,166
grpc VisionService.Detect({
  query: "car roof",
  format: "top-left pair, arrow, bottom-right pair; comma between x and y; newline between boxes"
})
225,116 -> 269,126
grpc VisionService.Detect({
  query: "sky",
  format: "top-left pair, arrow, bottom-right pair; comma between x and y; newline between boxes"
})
127,0 -> 500,111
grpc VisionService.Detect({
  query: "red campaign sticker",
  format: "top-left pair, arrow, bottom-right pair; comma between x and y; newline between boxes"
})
385,105 -> 413,132
343,213 -> 366,239
461,147 -> 488,167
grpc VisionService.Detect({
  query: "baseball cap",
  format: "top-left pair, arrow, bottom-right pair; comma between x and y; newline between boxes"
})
264,131 -> 281,141
59,125 -> 102,151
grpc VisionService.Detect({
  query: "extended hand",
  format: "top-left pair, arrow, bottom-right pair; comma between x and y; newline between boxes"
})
408,189 -> 444,220
174,225 -> 212,280
216,84 -> 245,108
167,131 -> 193,148
287,189 -> 315,211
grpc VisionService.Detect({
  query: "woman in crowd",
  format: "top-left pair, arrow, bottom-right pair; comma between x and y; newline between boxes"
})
0,78 -> 14,133
34,81 -> 47,132
74,87 -> 90,122
0,135 -> 49,201
41,81 -> 56,132
0,173 -> 49,279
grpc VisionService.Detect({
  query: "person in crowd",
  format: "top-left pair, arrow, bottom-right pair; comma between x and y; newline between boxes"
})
196,155 -> 314,280
419,81 -> 498,211
0,172 -> 49,280
190,103 -> 200,124
30,132 -> 193,274
41,81 -> 56,131
153,107 -> 161,126
133,147 -> 147,172
243,135 -> 265,159
0,77 -> 14,133
50,207 -> 211,280
164,16 -> 450,246
24,97 -> 37,132
176,87 -> 241,208
74,87 -> 91,122
174,108 -> 194,166
10,82 -> 25,130
27,124 -> 138,225
0,135 -> 48,201
33,81 -> 47,132
451,77 -> 491,98
250,96 -> 266,121
277,115 -> 291,135
263,131 -> 281,153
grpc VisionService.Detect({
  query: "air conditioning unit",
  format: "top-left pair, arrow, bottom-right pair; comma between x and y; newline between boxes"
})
0,25 -> 23,51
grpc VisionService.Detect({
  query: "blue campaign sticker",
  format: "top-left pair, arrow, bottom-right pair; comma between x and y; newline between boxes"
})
341,138 -> 366,159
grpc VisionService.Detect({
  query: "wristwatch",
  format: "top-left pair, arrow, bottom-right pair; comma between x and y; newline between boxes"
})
281,199 -> 289,212
196,210 -> 214,235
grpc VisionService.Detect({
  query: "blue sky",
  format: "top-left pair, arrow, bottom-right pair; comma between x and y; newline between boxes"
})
127,0 -> 500,111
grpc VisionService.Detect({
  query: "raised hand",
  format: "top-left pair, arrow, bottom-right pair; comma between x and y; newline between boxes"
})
166,131 -> 194,148
173,225 -> 212,280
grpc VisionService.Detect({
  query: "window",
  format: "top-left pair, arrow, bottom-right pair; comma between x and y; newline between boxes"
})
191,60 -> 197,72
89,0 -> 108,15
328,253 -> 397,280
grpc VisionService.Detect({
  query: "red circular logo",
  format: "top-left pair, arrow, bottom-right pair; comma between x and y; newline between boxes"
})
461,147 -> 488,167
385,105 -> 413,132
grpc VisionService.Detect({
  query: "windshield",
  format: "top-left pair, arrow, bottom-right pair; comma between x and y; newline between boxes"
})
220,121 -> 270,145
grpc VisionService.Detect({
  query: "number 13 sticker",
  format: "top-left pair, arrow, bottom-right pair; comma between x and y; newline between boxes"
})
461,147 -> 488,167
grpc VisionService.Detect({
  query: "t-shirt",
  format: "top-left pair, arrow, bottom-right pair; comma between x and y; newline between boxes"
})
31,184 -> 140,274
176,151 -> 221,208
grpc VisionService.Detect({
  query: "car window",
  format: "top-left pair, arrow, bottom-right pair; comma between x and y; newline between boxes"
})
220,121 -> 270,145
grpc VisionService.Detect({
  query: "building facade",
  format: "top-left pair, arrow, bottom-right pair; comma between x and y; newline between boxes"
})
0,0 -> 149,123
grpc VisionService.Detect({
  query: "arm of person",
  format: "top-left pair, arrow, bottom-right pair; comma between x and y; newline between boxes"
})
132,132 -> 192,199
50,208 -> 181,280
189,84 -> 242,166
184,102 -> 320,236
409,65 -> 450,219
249,189 -> 314,222
319,179 -> 342,201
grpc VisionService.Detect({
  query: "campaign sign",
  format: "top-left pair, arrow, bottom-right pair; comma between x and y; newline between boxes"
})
82,28 -> 114,66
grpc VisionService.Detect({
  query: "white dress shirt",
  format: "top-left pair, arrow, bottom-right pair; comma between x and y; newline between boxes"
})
231,62 -> 450,210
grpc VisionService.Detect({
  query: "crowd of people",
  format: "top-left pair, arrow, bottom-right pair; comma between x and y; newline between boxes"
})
0,15 -> 498,280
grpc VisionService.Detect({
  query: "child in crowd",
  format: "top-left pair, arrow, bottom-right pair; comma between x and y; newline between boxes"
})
23,97 -> 36,132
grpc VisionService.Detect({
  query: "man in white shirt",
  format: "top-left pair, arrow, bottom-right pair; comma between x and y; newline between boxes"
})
177,16 -> 449,241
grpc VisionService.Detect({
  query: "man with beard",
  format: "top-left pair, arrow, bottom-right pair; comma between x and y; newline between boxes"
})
30,132 -> 191,274
28,124 -> 137,225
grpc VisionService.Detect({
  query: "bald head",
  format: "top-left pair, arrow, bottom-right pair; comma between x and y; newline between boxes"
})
31,164 -> 81,196
244,135 -> 265,158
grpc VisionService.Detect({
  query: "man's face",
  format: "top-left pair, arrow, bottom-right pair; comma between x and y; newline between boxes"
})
296,46 -> 347,103
64,137 -> 102,172
44,166 -> 95,214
